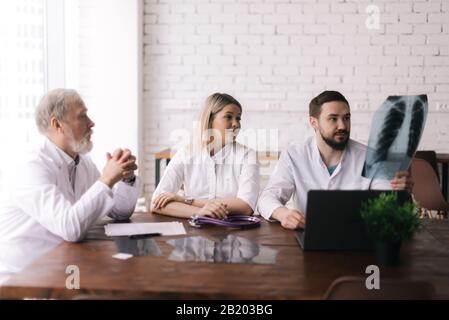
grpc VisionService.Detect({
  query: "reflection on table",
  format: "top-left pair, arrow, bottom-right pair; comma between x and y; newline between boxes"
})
114,237 -> 162,257
167,235 -> 277,265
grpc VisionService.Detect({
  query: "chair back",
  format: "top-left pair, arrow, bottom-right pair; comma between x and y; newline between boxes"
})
415,150 -> 439,182
411,158 -> 449,211
324,276 -> 436,300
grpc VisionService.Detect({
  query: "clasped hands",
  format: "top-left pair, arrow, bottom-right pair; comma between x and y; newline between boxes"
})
99,148 -> 137,188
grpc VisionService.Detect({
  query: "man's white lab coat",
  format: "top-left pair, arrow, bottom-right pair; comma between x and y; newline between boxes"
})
257,136 -> 391,219
0,138 -> 139,282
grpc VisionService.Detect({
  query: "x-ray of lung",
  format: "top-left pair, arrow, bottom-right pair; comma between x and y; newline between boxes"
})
362,94 -> 428,180
166,235 -> 277,265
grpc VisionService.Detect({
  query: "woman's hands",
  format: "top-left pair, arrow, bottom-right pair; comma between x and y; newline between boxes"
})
198,200 -> 229,219
152,194 -> 230,219
152,192 -> 184,210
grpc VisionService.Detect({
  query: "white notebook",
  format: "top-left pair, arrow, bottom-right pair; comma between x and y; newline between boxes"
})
105,222 -> 186,237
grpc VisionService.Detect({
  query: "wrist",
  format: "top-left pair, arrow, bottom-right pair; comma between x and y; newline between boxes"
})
272,207 -> 288,222
99,176 -> 114,189
174,195 -> 184,203
183,197 -> 194,206
197,206 -> 206,216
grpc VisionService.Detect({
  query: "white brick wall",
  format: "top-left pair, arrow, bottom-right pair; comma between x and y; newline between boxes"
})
142,0 -> 449,195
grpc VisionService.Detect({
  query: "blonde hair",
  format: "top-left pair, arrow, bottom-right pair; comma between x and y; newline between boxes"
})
193,93 -> 242,154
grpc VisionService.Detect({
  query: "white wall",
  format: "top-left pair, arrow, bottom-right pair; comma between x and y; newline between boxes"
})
142,0 -> 449,196
76,0 -> 142,180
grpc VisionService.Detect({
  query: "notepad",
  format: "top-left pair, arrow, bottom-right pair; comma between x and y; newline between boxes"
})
104,222 -> 186,237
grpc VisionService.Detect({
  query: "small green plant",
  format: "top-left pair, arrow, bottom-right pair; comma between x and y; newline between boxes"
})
361,192 -> 423,243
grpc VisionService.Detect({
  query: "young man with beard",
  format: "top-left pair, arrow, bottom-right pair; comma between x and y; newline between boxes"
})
0,89 -> 139,282
257,91 -> 414,230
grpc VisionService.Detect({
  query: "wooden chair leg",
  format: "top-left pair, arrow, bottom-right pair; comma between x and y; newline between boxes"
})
419,208 -> 427,219
422,208 -> 430,219
438,210 -> 448,219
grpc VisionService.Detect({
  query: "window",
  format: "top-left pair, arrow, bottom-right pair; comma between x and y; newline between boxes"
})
0,0 -> 46,191
0,0 -> 141,192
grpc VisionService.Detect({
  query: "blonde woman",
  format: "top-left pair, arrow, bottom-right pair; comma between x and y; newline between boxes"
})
151,93 -> 259,219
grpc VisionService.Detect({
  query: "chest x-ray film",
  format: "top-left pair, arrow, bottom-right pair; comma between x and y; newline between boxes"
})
362,94 -> 428,180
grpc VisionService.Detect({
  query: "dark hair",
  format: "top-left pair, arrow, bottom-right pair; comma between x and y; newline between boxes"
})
309,91 -> 349,118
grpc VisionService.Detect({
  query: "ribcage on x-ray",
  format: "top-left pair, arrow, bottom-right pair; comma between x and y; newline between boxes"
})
362,94 -> 428,180
407,95 -> 427,158
373,98 -> 406,163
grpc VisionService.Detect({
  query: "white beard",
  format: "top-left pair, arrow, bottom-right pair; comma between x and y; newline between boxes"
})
66,128 -> 93,155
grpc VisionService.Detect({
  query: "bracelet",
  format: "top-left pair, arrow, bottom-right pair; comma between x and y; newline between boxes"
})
123,175 -> 136,185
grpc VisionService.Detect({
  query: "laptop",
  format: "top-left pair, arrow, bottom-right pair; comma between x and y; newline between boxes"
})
295,190 -> 410,251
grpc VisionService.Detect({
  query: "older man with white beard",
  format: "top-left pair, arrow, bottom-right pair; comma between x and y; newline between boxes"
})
0,89 -> 140,283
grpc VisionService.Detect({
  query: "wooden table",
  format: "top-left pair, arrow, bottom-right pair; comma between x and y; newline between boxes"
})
1,214 -> 449,300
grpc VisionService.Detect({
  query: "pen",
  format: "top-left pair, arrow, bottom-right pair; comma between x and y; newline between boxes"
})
129,233 -> 162,239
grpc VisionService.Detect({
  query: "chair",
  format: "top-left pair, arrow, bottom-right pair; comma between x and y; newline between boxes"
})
411,158 -> 449,219
323,276 -> 436,300
415,150 -> 440,183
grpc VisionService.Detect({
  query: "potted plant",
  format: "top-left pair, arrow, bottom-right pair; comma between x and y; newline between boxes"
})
361,192 -> 422,266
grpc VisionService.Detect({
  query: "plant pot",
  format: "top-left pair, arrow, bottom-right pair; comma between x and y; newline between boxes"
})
375,240 -> 402,266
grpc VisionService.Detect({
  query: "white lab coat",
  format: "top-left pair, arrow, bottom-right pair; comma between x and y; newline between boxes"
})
152,142 -> 260,211
257,136 -> 391,219
0,138 -> 140,282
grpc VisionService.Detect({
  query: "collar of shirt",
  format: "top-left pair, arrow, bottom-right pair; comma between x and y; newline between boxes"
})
43,138 -> 82,170
210,143 -> 233,163
309,135 -> 349,179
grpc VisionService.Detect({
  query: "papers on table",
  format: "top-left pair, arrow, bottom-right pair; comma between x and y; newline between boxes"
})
104,222 -> 186,237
